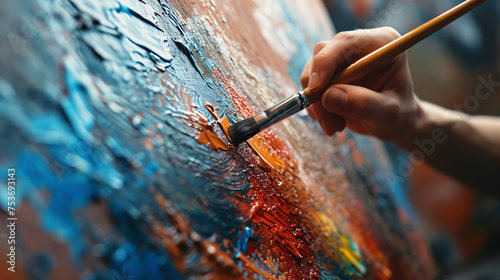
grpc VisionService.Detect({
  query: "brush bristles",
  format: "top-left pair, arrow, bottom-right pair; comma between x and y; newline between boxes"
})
228,118 -> 261,145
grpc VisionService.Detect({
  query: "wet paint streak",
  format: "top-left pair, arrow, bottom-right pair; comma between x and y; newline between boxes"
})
246,137 -> 286,173
189,109 -> 230,151
172,38 -> 205,77
109,1 -> 173,63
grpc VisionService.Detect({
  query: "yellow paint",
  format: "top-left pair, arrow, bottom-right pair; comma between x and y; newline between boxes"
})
339,247 -> 365,274
318,211 -> 339,234
316,212 -> 365,275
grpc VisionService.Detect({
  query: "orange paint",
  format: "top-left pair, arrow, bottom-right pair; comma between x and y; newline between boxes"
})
145,137 -> 154,150
234,157 -> 321,279
209,68 -> 289,173
247,137 -> 285,173
348,139 -> 363,167
191,111 -> 229,151
236,253 -> 279,280
200,104 -> 400,278
196,128 -> 230,151
205,103 -> 231,138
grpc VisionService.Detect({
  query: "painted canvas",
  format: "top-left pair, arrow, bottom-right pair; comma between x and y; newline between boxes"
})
0,0 -> 435,279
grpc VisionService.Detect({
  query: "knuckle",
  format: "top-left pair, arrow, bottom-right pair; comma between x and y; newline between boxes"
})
340,47 -> 356,63
334,31 -> 354,41
382,26 -> 401,39
312,52 -> 331,68
313,41 -> 328,53
386,99 -> 400,119
300,75 -> 309,87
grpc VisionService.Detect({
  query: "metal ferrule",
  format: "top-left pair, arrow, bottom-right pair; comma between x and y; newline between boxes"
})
254,90 -> 310,130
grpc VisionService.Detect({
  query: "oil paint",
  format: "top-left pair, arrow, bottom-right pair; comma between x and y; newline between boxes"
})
0,0 -> 435,279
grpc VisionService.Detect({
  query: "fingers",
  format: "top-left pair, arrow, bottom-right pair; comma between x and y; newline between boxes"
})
306,106 -> 317,120
303,59 -> 317,121
308,27 -> 401,92
310,103 -> 346,136
300,41 -> 328,88
307,104 -> 347,135
322,84 -> 400,124
302,27 -> 403,134
300,59 -> 313,89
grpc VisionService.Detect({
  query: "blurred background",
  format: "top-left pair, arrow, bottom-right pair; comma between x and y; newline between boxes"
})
323,0 -> 500,278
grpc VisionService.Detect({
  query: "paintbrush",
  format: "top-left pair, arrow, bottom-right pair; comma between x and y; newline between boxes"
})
228,0 -> 487,145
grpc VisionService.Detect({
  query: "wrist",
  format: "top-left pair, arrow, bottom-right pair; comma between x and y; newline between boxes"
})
390,97 -> 425,150
392,100 -> 468,151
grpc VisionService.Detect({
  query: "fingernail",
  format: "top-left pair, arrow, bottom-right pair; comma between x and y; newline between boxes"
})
324,87 -> 346,112
308,72 -> 321,90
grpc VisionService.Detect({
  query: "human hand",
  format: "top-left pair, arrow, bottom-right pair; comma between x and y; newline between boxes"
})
300,27 -> 421,143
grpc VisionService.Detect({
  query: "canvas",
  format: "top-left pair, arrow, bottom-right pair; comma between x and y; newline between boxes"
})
0,0 -> 435,279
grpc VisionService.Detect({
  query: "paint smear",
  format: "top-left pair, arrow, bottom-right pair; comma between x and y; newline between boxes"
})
192,110 -> 230,151
246,137 -> 286,173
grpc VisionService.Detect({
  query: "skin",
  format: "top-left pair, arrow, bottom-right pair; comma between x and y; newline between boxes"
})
301,27 -> 500,195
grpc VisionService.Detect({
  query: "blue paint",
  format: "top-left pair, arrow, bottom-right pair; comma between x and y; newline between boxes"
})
0,0 -> 247,277
274,0 -> 323,87
16,151 -> 96,259
172,38 -> 204,77
109,2 -> 173,63
63,61 -> 96,144
235,226 -> 254,256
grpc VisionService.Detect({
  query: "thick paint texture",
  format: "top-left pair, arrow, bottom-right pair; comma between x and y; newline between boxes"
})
0,0 -> 435,279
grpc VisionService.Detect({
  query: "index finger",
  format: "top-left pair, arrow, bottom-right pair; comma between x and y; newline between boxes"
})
307,27 -> 401,92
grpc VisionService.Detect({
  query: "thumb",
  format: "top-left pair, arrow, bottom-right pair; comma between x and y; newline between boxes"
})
321,85 -> 399,124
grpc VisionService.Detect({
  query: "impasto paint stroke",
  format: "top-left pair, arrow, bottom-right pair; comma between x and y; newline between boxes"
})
0,0 -> 435,279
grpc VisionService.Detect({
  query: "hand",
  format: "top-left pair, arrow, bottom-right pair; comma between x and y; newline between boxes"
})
300,27 -> 421,144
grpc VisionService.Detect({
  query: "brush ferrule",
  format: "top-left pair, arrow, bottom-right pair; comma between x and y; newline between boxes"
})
255,91 -> 310,130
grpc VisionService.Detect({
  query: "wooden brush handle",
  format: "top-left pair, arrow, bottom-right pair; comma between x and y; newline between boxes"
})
304,0 -> 488,104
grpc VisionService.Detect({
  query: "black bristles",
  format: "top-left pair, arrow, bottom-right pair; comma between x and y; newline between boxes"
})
228,118 -> 261,145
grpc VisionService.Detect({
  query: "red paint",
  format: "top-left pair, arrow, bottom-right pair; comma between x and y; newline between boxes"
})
205,71 -> 322,278
232,135 -> 320,279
